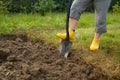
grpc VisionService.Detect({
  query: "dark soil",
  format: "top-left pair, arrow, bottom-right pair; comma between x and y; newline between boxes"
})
0,34 -> 109,80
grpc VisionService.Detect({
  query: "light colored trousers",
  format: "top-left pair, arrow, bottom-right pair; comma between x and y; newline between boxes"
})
70,0 -> 111,34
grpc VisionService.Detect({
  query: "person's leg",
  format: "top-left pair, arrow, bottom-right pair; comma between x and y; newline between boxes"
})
90,0 -> 111,50
57,0 -> 92,42
69,18 -> 78,30
69,0 -> 92,30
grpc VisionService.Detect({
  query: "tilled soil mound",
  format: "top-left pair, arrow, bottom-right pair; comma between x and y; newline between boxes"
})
0,34 -> 109,80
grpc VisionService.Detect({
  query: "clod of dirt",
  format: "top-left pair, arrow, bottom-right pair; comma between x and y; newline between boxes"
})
7,55 -> 20,62
0,34 -> 112,80
0,48 -> 10,62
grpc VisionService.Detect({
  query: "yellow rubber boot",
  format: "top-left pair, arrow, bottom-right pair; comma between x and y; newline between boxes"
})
57,29 -> 75,42
90,39 -> 100,51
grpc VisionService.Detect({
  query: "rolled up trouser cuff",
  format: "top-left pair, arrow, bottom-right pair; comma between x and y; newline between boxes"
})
95,27 -> 107,34
70,7 -> 81,21
70,0 -> 91,20
95,21 -> 107,34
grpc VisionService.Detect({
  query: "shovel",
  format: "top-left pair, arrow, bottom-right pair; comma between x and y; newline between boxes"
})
59,0 -> 72,58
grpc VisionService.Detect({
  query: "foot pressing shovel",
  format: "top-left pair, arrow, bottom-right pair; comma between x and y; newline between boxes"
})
59,0 -> 72,58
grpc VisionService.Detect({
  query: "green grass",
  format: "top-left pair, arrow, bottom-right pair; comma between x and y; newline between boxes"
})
0,12 -> 120,61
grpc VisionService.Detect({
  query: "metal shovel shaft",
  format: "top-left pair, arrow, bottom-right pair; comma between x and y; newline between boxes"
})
66,0 -> 72,41
59,0 -> 72,58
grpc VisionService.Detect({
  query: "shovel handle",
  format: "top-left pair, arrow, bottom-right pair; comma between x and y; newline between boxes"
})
66,0 -> 72,41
